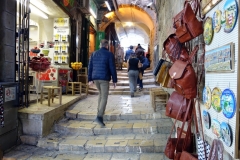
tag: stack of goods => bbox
[71,62,82,70]
[29,54,51,72]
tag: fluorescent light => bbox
[105,1,111,11]
[90,8,96,19]
[30,4,48,19]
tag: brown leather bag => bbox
[166,91,192,121]
[165,138,185,159]
[156,61,171,84]
[169,46,199,99]
[163,34,189,62]
[180,151,198,160]
[173,3,203,43]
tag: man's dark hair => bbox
[130,45,133,49]
[100,39,109,48]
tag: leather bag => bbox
[163,34,189,62]
[165,91,192,121]
[180,151,198,160]
[156,61,171,84]
[169,46,199,99]
[165,138,185,159]
[153,59,165,76]
[173,3,203,43]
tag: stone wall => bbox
[0,0,16,82]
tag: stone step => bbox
[37,132,169,154]
[117,75,154,80]
[117,72,153,77]
[66,106,167,121]
[54,118,172,136]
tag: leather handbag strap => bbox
[184,0,205,19]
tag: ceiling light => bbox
[30,4,48,19]
[90,8,96,19]
[105,1,111,11]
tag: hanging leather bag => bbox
[169,45,199,99]
[156,61,171,84]
[173,2,203,43]
[163,34,189,62]
[180,151,198,160]
[165,91,192,121]
[153,59,165,76]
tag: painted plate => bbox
[223,0,238,33]
[204,17,213,45]
[221,89,236,118]
[211,87,222,112]
[203,86,211,109]
[203,110,211,129]
[211,119,221,138]
[213,10,222,33]
[220,122,233,147]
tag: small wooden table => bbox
[149,88,169,112]
[40,86,62,106]
[66,82,82,95]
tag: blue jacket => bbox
[88,47,117,83]
[125,49,134,61]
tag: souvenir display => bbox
[203,17,213,45]
[203,86,211,109]
[221,89,236,119]
[211,87,222,112]
[223,0,238,33]
[203,110,211,129]
[220,122,232,147]
[213,10,222,33]
[211,119,221,138]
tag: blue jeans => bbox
[94,80,109,117]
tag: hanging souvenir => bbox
[223,0,238,33]
[213,10,222,33]
[211,119,221,138]
[220,122,232,147]
[54,34,61,42]
[203,86,211,109]
[211,87,222,112]
[203,17,213,45]
[221,89,236,119]
[203,110,211,129]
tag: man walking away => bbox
[88,39,117,127]
[115,43,124,70]
[125,45,134,62]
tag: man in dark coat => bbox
[88,39,117,127]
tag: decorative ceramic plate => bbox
[211,87,222,112]
[203,86,211,109]
[203,110,211,129]
[220,122,233,147]
[221,89,236,118]
[213,10,222,33]
[204,17,213,45]
[223,0,238,33]
[211,119,221,138]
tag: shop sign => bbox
[95,31,105,50]
[54,18,70,35]
[5,87,16,102]
[53,0,78,14]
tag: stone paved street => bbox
[4,69,171,160]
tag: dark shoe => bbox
[131,93,134,97]
[134,89,136,92]
[95,116,105,127]
[139,88,142,91]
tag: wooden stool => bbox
[66,82,82,95]
[40,86,62,106]
[149,88,169,112]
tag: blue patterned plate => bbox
[211,119,221,138]
[221,89,236,118]
[223,0,238,33]
[220,122,232,147]
[203,110,211,129]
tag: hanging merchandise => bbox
[221,88,236,119]
[203,86,211,109]
[61,35,68,42]
[211,87,222,112]
[29,55,51,72]
[54,45,61,53]
[220,122,232,147]
[213,10,222,33]
[211,119,221,138]
[203,17,213,45]
[203,110,211,129]
[223,0,238,33]
[54,34,61,42]
[61,45,68,53]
